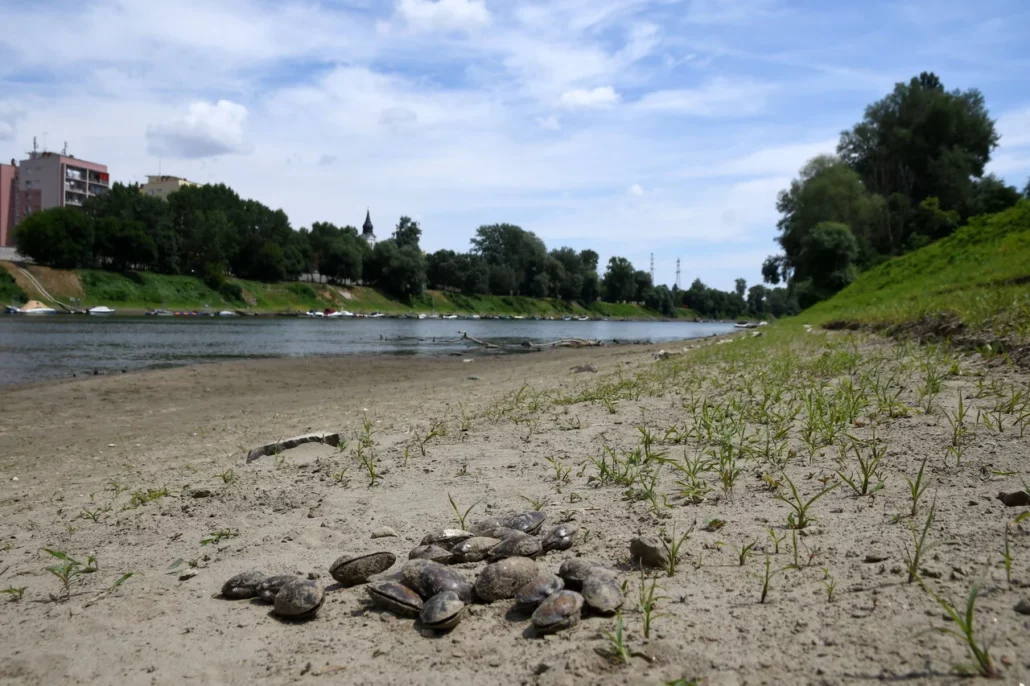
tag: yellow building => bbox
[140,175,197,200]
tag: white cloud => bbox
[560,86,620,110]
[633,79,773,117]
[997,106,1030,148]
[395,0,491,33]
[537,115,561,130]
[627,183,644,196]
[0,102,25,141]
[146,100,251,159]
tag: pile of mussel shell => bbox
[218,510,622,635]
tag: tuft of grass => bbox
[903,496,937,584]
[447,493,479,530]
[774,473,838,530]
[659,523,695,578]
[636,571,663,639]
[596,613,631,664]
[519,494,551,511]
[216,468,236,484]
[1,587,27,602]
[919,581,997,679]
[200,529,239,546]
[42,549,97,601]
[903,457,930,518]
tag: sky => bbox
[1,0,1029,290]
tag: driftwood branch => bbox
[458,331,499,348]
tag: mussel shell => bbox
[257,574,298,603]
[557,559,614,591]
[488,535,542,560]
[419,590,465,631]
[221,570,266,599]
[408,544,454,564]
[474,557,539,602]
[450,537,501,563]
[514,573,564,607]
[581,575,623,615]
[475,526,524,541]
[366,581,423,617]
[531,590,583,634]
[402,560,473,603]
[420,528,474,546]
[542,523,577,552]
[469,515,510,535]
[505,511,547,534]
[329,551,397,587]
[273,579,324,619]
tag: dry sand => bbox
[0,332,1028,685]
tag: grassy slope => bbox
[800,200,1030,339]
[2,264,688,318]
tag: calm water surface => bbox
[0,316,734,386]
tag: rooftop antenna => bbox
[650,253,655,283]
[32,136,38,153]
[62,141,68,155]
[675,258,681,289]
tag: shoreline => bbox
[1,328,1028,684]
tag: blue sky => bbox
[1,0,1028,289]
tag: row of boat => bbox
[4,301,117,315]
[303,310,595,321]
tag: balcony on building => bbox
[88,170,110,186]
[64,192,84,206]
[65,167,85,181]
[88,183,108,196]
[65,179,87,193]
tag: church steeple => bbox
[361,209,377,248]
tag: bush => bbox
[219,282,243,302]
[287,283,316,299]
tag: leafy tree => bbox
[964,174,1021,217]
[602,257,636,302]
[393,216,422,250]
[471,223,548,295]
[487,264,516,296]
[15,207,95,268]
[632,270,653,303]
[734,278,746,298]
[908,197,959,248]
[838,72,998,219]
[579,249,599,272]
[1024,178,1030,198]
[580,270,600,304]
[366,240,426,300]
[746,284,767,315]
[773,155,884,269]
[795,222,859,306]
[645,284,676,317]
[94,217,158,271]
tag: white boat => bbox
[218,310,237,317]
[442,314,458,320]
[18,300,56,315]
[326,310,353,318]
[88,306,116,315]
[306,310,325,318]
[417,313,427,319]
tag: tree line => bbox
[13,183,786,318]
[764,71,1030,307]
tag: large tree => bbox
[838,72,998,219]
[15,207,96,269]
[601,257,636,302]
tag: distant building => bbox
[0,161,15,247]
[140,174,197,200]
[362,209,377,248]
[0,147,109,246]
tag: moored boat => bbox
[88,306,116,315]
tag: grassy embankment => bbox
[799,200,1030,341]
[0,262,688,319]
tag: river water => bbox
[0,317,735,386]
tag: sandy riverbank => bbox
[0,331,1028,685]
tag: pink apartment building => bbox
[0,150,109,247]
